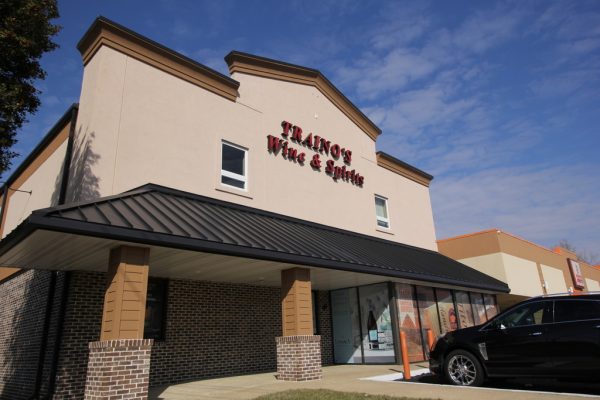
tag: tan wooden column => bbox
[100,246,150,341]
[281,267,313,336]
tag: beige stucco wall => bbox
[501,253,543,297]
[2,140,68,238]
[68,46,437,250]
[457,253,507,283]
[585,278,600,291]
[458,252,544,297]
[540,264,568,294]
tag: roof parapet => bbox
[376,151,433,187]
[225,51,381,141]
[77,17,240,101]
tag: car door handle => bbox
[529,332,543,336]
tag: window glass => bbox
[471,293,487,325]
[483,294,498,319]
[144,278,167,340]
[359,283,395,363]
[415,286,441,341]
[455,291,475,328]
[497,301,551,328]
[555,300,600,322]
[396,283,425,362]
[312,291,318,335]
[331,288,363,363]
[436,289,458,333]
[375,196,389,228]
[221,142,247,189]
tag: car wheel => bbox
[443,349,484,387]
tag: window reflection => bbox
[455,291,475,328]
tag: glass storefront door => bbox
[359,283,395,363]
[331,288,363,363]
[331,284,395,364]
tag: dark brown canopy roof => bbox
[0,184,509,293]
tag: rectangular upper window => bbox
[375,195,390,228]
[221,141,247,190]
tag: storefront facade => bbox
[330,282,499,364]
[0,18,508,399]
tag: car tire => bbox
[443,349,485,387]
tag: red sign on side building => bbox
[568,259,586,290]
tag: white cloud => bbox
[529,69,595,97]
[378,86,476,136]
[451,5,526,53]
[336,49,440,100]
[432,164,600,257]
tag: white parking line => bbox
[360,369,430,381]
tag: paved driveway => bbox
[149,364,598,400]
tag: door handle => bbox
[529,332,543,336]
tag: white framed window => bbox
[374,195,390,229]
[221,141,247,190]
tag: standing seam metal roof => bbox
[2,184,509,292]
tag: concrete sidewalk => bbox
[149,364,596,400]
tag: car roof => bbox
[527,292,600,301]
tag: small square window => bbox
[375,195,390,228]
[221,141,247,190]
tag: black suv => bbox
[429,293,600,386]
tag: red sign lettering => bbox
[266,120,365,187]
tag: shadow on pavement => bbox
[410,373,600,396]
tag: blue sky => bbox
[8,0,600,261]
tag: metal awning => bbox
[0,184,509,293]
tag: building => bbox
[0,18,508,399]
[438,229,600,310]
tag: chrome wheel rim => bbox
[447,354,477,385]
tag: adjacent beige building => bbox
[438,229,600,310]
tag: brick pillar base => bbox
[84,339,153,399]
[276,335,322,381]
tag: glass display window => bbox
[455,291,475,328]
[484,294,499,319]
[415,285,441,358]
[395,283,425,362]
[436,289,458,333]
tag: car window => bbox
[555,299,600,322]
[496,301,552,328]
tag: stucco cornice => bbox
[376,152,433,187]
[225,51,382,141]
[78,17,240,102]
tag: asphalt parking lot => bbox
[412,373,600,397]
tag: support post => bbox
[84,246,152,400]
[276,268,322,381]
